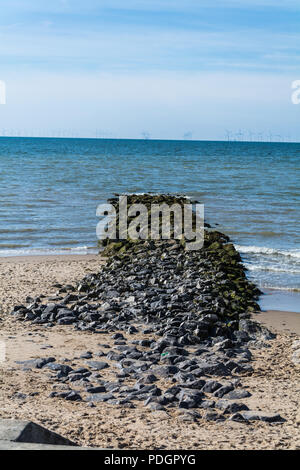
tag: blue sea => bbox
[0,137,299,310]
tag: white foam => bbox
[261,285,300,292]
[235,244,300,260]
[0,246,98,257]
[245,263,300,274]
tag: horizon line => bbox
[0,136,298,144]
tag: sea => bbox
[0,137,299,311]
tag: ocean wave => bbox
[235,244,300,260]
[244,263,300,274]
[0,246,98,257]
[260,283,300,294]
[260,285,300,293]
[117,192,192,199]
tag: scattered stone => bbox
[215,400,249,414]
[203,411,226,422]
[86,361,109,371]
[16,357,56,370]
[80,352,93,359]
[230,411,285,423]
[213,385,234,398]
[200,400,215,409]
[223,389,251,400]
[64,391,82,402]
[86,386,106,394]
[86,393,115,403]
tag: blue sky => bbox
[0,1,300,140]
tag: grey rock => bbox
[216,399,249,414]
[16,357,56,370]
[223,389,251,400]
[193,362,231,377]
[64,391,82,402]
[0,419,76,446]
[80,352,93,359]
[44,363,73,376]
[200,400,215,409]
[203,411,225,422]
[202,380,222,393]
[230,410,285,423]
[153,365,179,377]
[86,393,115,402]
[86,361,109,371]
[86,386,106,394]
[213,385,234,398]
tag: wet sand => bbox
[254,310,300,336]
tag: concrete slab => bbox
[0,441,94,450]
[0,419,76,446]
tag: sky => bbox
[0,0,300,141]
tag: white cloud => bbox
[0,24,300,73]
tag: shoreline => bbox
[0,254,100,264]
[259,288,300,314]
[1,253,299,318]
[253,310,300,336]
[1,253,298,335]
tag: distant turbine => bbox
[225,129,231,141]
[141,131,150,140]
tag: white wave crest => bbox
[235,244,300,260]
[0,246,98,257]
[245,263,300,274]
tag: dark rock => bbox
[86,361,109,371]
[44,363,73,376]
[86,386,106,394]
[239,320,276,341]
[16,357,56,370]
[223,389,251,400]
[80,352,93,359]
[137,374,158,384]
[215,399,249,414]
[154,365,179,377]
[200,400,215,409]
[193,362,231,377]
[213,384,234,398]
[64,391,82,402]
[230,410,285,423]
[86,393,115,402]
[203,411,225,422]
[148,403,165,411]
[202,380,222,393]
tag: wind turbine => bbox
[225,129,231,142]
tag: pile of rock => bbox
[11,194,283,423]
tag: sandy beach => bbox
[0,254,299,450]
[254,310,300,336]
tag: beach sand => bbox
[254,310,300,336]
[0,255,299,450]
